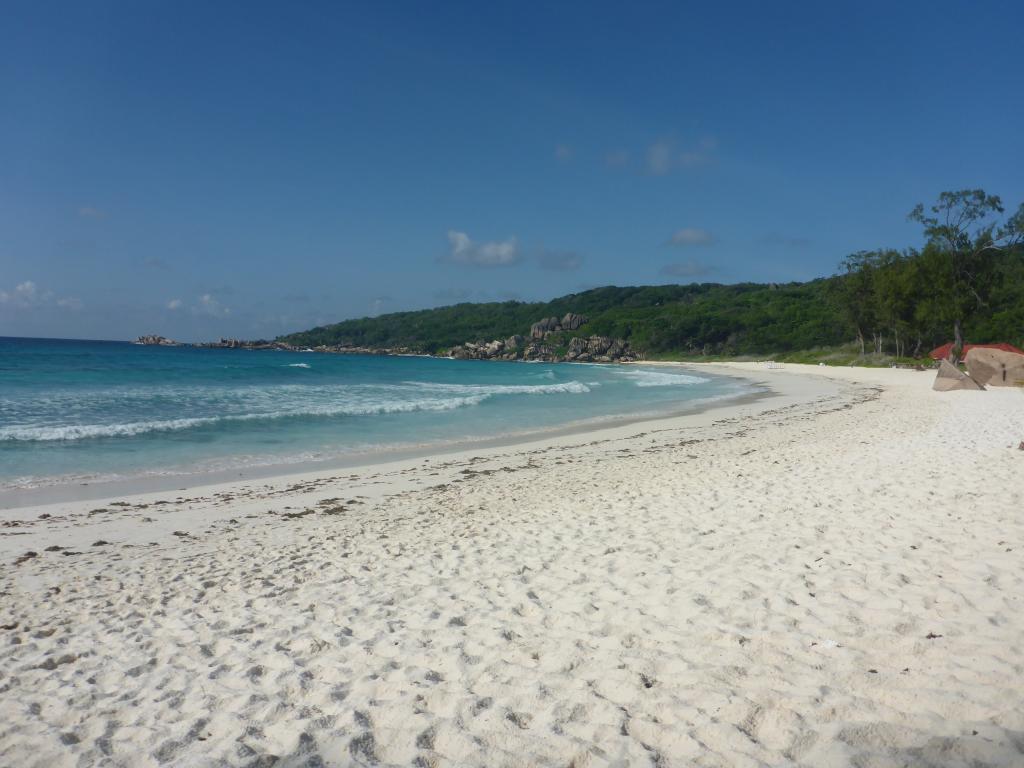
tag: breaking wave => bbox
[407,380,591,395]
[615,369,709,387]
[0,395,491,442]
[0,380,593,442]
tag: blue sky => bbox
[2,1,1022,341]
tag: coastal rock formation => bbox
[308,344,418,356]
[932,359,985,392]
[564,335,630,363]
[964,347,1024,387]
[450,332,636,364]
[450,313,634,363]
[530,313,589,339]
[134,335,182,346]
[561,313,587,331]
[195,338,315,351]
[530,317,560,339]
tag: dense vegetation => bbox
[280,280,851,356]
[837,190,1024,358]
[281,190,1023,359]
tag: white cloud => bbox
[0,280,82,310]
[667,228,715,246]
[167,298,183,310]
[645,136,717,175]
[193,294,230,317]
[444,230,521,267]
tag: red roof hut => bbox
[929,342,1024,362]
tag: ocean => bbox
[0,337,757,495]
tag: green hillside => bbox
[279,280,852,357]
[280,258,1023,360]
[281,190,1024,360]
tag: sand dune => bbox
[2,363,1023,767]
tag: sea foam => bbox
[614,369,709,387]
[0,379,596,442]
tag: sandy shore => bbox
[1,363,1023,767]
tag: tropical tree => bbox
[909,189,1024,356]
[837,251,880,355]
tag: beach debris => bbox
[964,347,1024,387]
[14,551,38,565]
[925,632,944,639]
[1018,442,1024,451]
[932,359,985,391]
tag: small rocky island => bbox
[134,335,183,346]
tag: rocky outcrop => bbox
[964,347,1024,387]
[134,335,182,346]
[564,335,631,363]
[530,313,589,339]
[450,313,635,363]
[450,339,522,361]
[450,332,637,364]
[308,344,419,356]
[530,317,560,339]
[561,313,587,331]
[932,359,985,392]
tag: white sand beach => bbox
[1,363,1023,767]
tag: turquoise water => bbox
[0,337,755,490]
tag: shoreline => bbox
[0,364,839,554]
[0,362,768,511]
[3,363,1023,766]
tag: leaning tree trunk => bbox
[953,318,964,361]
